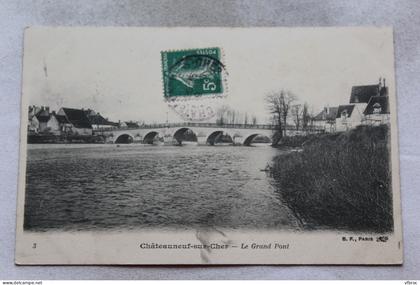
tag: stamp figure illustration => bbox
[161,47,228,121]
[161,47,226,99]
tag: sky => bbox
[23,27,395,124]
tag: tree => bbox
[265,90,297,143]
[230,110,236,124]
[252,116,257,125]
[302,102,311,130]
[291,104,302,131]
[216,105,230,125]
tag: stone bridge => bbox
[93,122,323,146]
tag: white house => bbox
[313,106,338,133]
[28,115,39,133]
[336,78,389,132]
[335,104,367,132]
[46,112,62,135]
[363,95,390,125]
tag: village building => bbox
[28,106,41,133]
[125,121,140,128]
[84,109,117,130]
[363,95,390,125]
[336,78,389,132]
[35,107,51,132]
[54,113,73,133]
[45,111,62,135]
[313,106,338,132]
[118,121,127,128]
[57,107,93,135]
[335,104,363,131]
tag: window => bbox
[373,103,382,114]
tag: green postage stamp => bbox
[161,47,227,99]
[161,47,228,121]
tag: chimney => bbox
[45,106,50,113]
[380,78,388,97]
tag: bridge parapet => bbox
[93,123,325,145]
[94,122,325,132]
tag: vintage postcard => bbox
[16,27,402,264]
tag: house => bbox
[57,107,93,135]
[45,111,61,135]
[336,78,389,131]
[335,104,366,132]
[28,106,41,133]
[118,121,127,128]
[28,115,39,133]
[363,95,390,125]
[35,107,51,132]
[84,109,117,130]
[313,106,338,132]
[125,121,140,129]
[54,113,73,133]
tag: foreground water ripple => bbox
[24,144,300,231]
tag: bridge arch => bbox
[243,133,272,146]
[143,131,162,144]
[173,128,198,145]
[206,131,233,145]
[114,133,134,144]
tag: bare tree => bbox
[265,90,297,143]
[291,104,302,131]
[231,110,236,124]
[302,102,311,130]
[216,105,230,125]
[217,106,258,126]
[252,116,257,125]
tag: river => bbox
[24,144,300,231]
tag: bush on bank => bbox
[271,125,393,233]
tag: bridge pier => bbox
[163,135,174,145]
[197,136,207,145]
[233,136,245,145]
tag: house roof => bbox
[125,121,140,128]
[35,109,50,123]
[61,108,92,129]
[336,105,355,118]
[313,107,338,121]
[55,114,70,124]
[364,96,390,115]
[87,113,114,126]
[349,85,380,103]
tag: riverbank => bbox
[28,134,106,144]
[270,125,393,233]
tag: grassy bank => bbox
[271,125,393,233]
[276,133,320,148]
